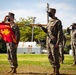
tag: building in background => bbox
[17,41,41,54]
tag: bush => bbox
[64,44,71,54]
[0,39,7,53]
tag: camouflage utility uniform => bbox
[71,23,76,65]
[6,23,20,69]
[39,8,63,75]
[41,17,63,74]
[3,12,20,73]
[47,17,63,69]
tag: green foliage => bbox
[63,29,71,54]
[65,34,71,45]
[34,27,46,43]
[64,45,71,54]
[16,17,33,26]
[20,26,32,41]
[16,17,46,43]
[0,39,7,53]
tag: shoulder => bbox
[14,23,19,27]
[56,17,62,23]
[12,23,19,30]
[56,17,62,27]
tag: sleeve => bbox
[41,27,47,33]
[56,20,63,45]
[15,25,20,45]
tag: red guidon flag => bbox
[0,23,17,44]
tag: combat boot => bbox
[11,68,17,74]
[75,61,76,64]
[54,68,60,75]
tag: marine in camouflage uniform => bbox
[3,12,20,73]
[68,23,76,65]
[39,8,63,75]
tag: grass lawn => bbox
[0,54,76,75]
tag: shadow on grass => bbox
[16,72,72,75]
[17,72,47,75]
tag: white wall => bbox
[17,42,41,54]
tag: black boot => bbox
[54,68,60,75]
[11,68,17,74]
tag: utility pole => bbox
[31,17,36,42]
[46,3,49,50]
[47,3,49,23]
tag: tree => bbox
[0,38,7,53]
[16,17,33,41]
[34,27,46,44]
[16,17,46,43]
[63,29,71,54]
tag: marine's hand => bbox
[3,16,8,23]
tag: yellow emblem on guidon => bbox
[1,29,10,35]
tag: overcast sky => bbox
[0,0,76,29]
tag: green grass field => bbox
[0,54,76,75]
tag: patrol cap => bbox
[47,8,56,14]
[72,23,76,29]
[8,12,15,18]
[72,23,76,25]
